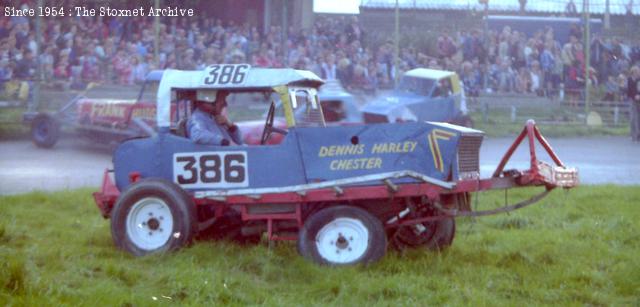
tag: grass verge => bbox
[2,100,631,140]
[469,107,629,138]
[0,108,28,140]
[0,186,638,305]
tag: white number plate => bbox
[202,64,251,86]
[173,151,248,188]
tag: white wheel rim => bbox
[126,197,174,251]
[315,217,369,264]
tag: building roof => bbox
[361,0,640,16]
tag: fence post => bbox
[614,105,619,126]
[510,105,517,123]
[482,100,489,123]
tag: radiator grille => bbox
[457,135,483,174]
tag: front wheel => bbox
[31,114,60,148]
[298,206,387,266]
[111,178,197,256]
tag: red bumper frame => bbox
[92,169,119,218]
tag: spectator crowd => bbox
[449,25,640,104]
[1,1,640,105]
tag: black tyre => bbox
[392,217,455,251]
[111,178,197,256]
[31,114,60,148]
[298,206,387,266]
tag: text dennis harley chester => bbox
[4,6,194,17]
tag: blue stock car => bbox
[362,68,473,127]
[94,64,577,266]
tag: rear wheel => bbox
[391,203,456,251]
[31,114,60,148]
[392,218,455,251]
[298,206,387,266]
[111,178,196,256]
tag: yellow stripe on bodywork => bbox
[428,129,456,172]
[273,85,295,127]
[450,74,461,94]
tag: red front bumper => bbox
[92,169,120,218]
[492,119,579,189]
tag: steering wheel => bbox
[261,102,287,145]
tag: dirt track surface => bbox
[0,136,638,195]
[0,139,111,195]
[480,136,640,185]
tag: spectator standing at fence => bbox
[345,16,364,44]
[530,61,544,96]
[494,57,515,92]
[461,61,480,97]
[604,75,619,102]
[617,73,628,101]
[437,33,456,60]
[14,49,36,80]
[81,48,100,82]
[13,49,36,102]
[131,56,149,85]
[336,57,352,88]
[565,60,584,107]
[561,38,576,72]
[551,45,564,87]
[321,54,337,81]
[628,66,640,142]
[631,40,640,66]
[253,48,271,68]
[540,42,555,96]
[498,34,509,61]
[0,60,12,92]
[515,67,531,93]
[462,31,479,62]
[366,61,379,93]
[39,45,54,81]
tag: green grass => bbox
[2,94,630,139]
[0,108,28,140]
[1,186,638,305]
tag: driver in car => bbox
[187,90,243,146]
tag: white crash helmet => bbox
[196,89,219,104]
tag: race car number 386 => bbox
[203,64,250,86]
[173,151,248,188]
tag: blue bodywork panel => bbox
[363,93,456,123]
[295,123,458,182]
[113,122,465,192]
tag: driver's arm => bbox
[188,112,229,146]
[227,124,243,145]
[214,114,243,145]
